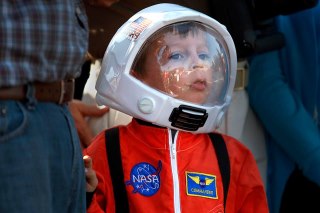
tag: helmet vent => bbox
[169,105,208,131]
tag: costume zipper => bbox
[169,129,181,213]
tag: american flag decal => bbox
[126,17,152,41]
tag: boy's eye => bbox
[199,53,210,61]
[169,52,184,60]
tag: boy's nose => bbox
[190,54,204,69]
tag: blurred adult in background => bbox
[0,0,117,212]
[247,2,320,213]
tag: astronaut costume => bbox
[84,3,268,213]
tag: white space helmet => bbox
[96,3,237,133]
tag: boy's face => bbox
[132,24,227,105]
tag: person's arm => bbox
[69,100,109,148]
[84,132,115,213]
[225,136,268,213]
[236,150,269,213]
[247,51,320,185]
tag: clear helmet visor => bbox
[130,21,230,106]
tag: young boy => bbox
[84,3,268,213]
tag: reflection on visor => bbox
[131,22,229,106]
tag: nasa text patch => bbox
[126,161,162,196]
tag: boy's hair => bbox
[132,21,206,74]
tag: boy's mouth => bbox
[190,80,207,91]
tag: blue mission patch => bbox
[186,171,218,199]
[125,161,162,196]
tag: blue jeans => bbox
[0,100,85,213]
